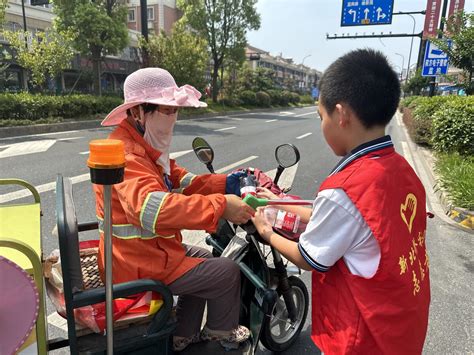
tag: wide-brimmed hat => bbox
[102,67,207,126]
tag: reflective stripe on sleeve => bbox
[97,217,174,239]
[172,172,196,193]
[140,191,169,233]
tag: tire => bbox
[259,276,309,352]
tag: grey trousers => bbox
[168,245,241,337]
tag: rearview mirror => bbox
[275,144,300,168]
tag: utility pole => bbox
[428,0,449,97]
[140,0,149,67]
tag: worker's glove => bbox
[225,170,247,196]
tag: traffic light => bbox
[31,0,50,5]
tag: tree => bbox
[403,69,432,96]
[52,0,129,95]
[4,29,75,89]
[177,0,261,102]
[433,11,474,94]
[141,23,208,92]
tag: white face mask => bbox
[143,110,178,175]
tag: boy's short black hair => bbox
[318,48,400,128]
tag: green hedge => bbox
[255,91,271,107]
[0,93,122,121]
[432,96,474,155]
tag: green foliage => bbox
[435,153,474,210]
[299,94,314,105]
[402,69,431,96]
[237,66,275,92]
[399,96,422,111]
[142,23,208,92]
[177,0,261,101]
[433,12,474,94]
[239,90,257,106]
[0,0,7,26]
[255,91,270,107]
[289,92,300,104]
[4,29,75,87]
[0,93,122,121]
[431,96,474,155]
[406,96,450,145]
[52,0,129,94]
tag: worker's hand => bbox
[256,187,279,200]
[225,170,247,196]
[223,195,255,224]
[252,207,274,242]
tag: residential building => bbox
[126,0,180,36]
[246,45,321,93]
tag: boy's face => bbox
[318,102,347,156]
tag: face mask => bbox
[143,110,178,175]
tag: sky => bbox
[247,0,473,74]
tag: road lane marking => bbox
[401,141,415,169]
[279,111,295,115]
[56,137,82,141]
[79,151,89,155]
[0,130,83,141]
[229,117,243,121]
[214,126,236,132]
[296,133,313,139]
[295,111,316,117]
[215,156,258,174]
[265,119,278,123]
[0,140,56,158]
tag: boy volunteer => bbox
[252,49,430,354]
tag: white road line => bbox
[279,111,295,115]
[295,111,316,117]
[401,141,415,169]
[214,126,236,132]
[0,140,57,159]
[229,117,243,121]
[296,132,313,139]
[79,151,89,155]
[215,156,258,174]
[0,130,82,141]
[56,137,82,141]
[0,173,90,203]
[265,119,278,123]
[396,111,403,127]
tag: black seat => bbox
[50,174,175,354]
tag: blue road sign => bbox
[422,40,451,77]
[341,0,394,26]
[311,87,319,99]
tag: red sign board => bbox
[423,0,442,38]
[448,0,465,19]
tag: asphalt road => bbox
[0,106,472,354]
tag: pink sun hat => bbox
[102,67,207,126]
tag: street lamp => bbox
[301,54,311,65]
[405,14,416,82]
[395,53,405,81]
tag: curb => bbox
[0,106,314,139]
[399,111,474,232]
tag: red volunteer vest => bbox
[311,146,430,354]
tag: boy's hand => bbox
[252,207,274,242]
[256,187,279,200]
[223,195,255,225]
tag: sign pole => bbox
[428,0,449,97]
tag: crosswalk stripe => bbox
[0,140,57,159]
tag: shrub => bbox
[435,153,474,210]
[431,96,474,155]
[266,90,282,105]
[406,96,451,146]
[0,93,122,121]
[280,90,292,106]
[300,94,314,104]
[399,96,421,112]
[289,92,300,104]
[255,91,271,107]
[238,90,257,106]
[218,97,242,107]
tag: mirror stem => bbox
[274,166,284,185]
[206,163,215,174]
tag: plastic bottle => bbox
[264,207,301,234]
[239,173,257,198]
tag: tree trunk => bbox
[92,58,102,96]
[211,61,219,103]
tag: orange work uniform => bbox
[93,119,227,285]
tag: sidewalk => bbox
[395,111,473,232]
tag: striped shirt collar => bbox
[329,135,393,176]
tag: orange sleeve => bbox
[114,153,227,236]
[169,159,227,196]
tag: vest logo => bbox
[400,193,417,233]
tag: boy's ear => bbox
[335,103,350,128]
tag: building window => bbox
[147,7,154,20]
[128,9,135,22]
